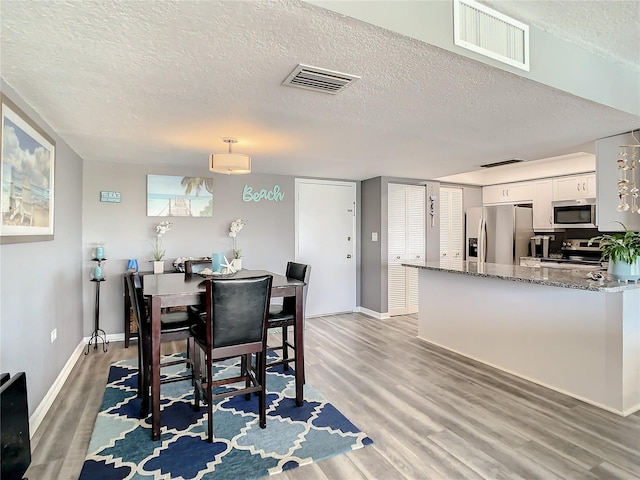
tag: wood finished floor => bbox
[27,313,640,479]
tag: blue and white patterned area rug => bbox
[79,353,373,479]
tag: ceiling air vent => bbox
[453,0,529,71]
[480,158,525,168]
[282,64,360,94]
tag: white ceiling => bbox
[1,0,639,184]
[482,0,640,72]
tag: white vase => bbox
[153,261,164,274]
[608,259,640,282]
[231,258,242,271]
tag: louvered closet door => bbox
[388,184,407,315]
[440,187,464,267]
[440,188,451,258]
[388,183,425,316]
[406,185,425,311]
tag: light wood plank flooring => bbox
[27,313,640,479]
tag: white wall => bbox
[596,130,640,232]
[0,83,84,414]
[308,0,639,117]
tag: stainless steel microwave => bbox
[552,198,596,228]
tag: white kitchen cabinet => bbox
[388,183,425,316]
[532,180,553,231]
[483,181,534,204]
[553,173,596,200]
[439,187,464,264]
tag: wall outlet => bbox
[50,328,57,343]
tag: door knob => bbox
[347,254,352,259]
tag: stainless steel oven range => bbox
[520,238,606,270]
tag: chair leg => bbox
[136,339,143,399]
[186,337,191,369]
[206,351,214,443]
[282,327,289,371]
[259,352,266,429]
[193,345,201,412]
[243,354,253,401]
[253,353,262,398]
[140,335,151,417]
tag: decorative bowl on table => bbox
[173,257,192,272]
[174,257,212,273]
[198,267,236,278]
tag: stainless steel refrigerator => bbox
[466,205,533,264]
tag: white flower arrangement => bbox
[152,220,173,261]
[228,218,246,259]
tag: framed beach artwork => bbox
[0,95,56,244]
[147,174,214,217]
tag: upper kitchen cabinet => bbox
[553,173,596,201]
[532,180,554,231]
[596,130,640,231]
[483,182,534,204]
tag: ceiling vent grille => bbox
[454,0,529,71]
[282,64,360,94]
[480,158,525,168]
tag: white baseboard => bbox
[29,340,86,437]
[29,332,128,437]
[358,307,390,319]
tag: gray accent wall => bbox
[361,176,440,315]
[82,164,300,337]
[425,181,441,262]
[0,83,84,414]
[361,178,383,312]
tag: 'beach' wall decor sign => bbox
[242,185,284,202]
[100,191,121,203]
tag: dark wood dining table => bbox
[141,269,305,440]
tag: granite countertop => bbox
[402,260,640,293]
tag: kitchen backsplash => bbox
[533,228,600,254]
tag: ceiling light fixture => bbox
[209,137,251,174]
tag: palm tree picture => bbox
[146,175,214,217]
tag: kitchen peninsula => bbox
[404,260,640,416]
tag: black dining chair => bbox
[125,272,194,416]
[184,259,212,275]
[267,262,310,372]
[191,275,272,443]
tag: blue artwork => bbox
[1,101,55,239]
[147,175,213,217]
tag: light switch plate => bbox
[371,232,378,242]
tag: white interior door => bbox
[295,179,356,316]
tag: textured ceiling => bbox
[1,0,639,183]
[482,0,640,72]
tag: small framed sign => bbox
[100,191,121,203]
